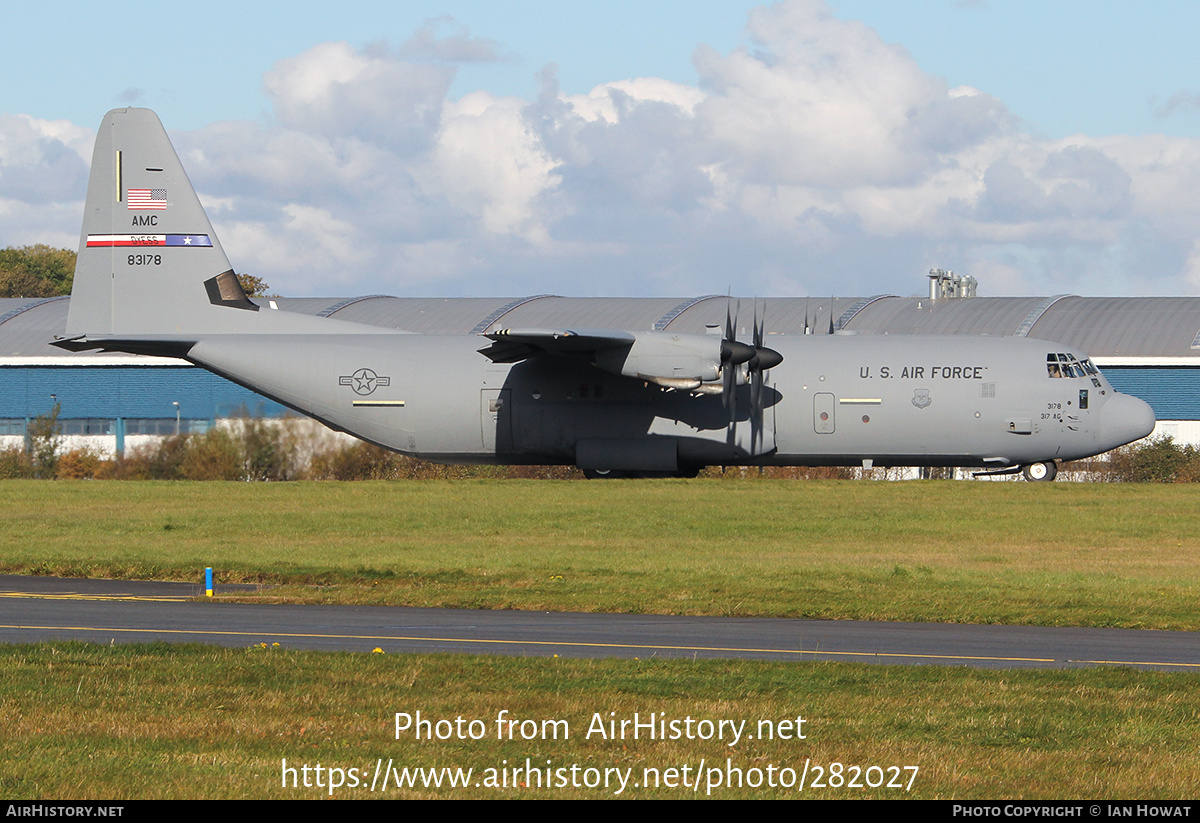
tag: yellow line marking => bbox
[2,604,1195,668]
[0,592,191,603]
[0,623,1151,665]
[3,623,1196,667]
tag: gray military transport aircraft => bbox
[54,108,1156,480]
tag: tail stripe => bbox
[86,234,213,248]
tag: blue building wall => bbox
[0,366,285,421]
[1099,367,1199,421]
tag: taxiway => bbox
[1,576,1197,670]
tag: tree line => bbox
[0,245,270,298]
[0,245,75,297]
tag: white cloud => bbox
[1183,241,1200,292]
[566,78,705,123]
[397,17,514,64]
[189,5,1200,297]
[18,0,1200,299]
[0,114,91,247]
[692,0,1011,189]
[263,41,452,150]
[0,114,92,188]
[417,91,559,240]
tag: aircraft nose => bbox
[1100,392,1156,450]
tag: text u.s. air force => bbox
[858,365,988,379]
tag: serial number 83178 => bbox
[128,254,161,266]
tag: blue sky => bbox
[833,0,1200,139]
[9,1,1199,137]
[4,1,1200,297]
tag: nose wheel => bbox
[1022,461,1058,482]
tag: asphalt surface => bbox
[1,575,1198,670]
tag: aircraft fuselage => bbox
[186,330,1152,474]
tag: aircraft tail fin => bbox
[65,108,254,337]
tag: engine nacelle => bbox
[593,331,723,389]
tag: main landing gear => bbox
[1021,461,1058,482]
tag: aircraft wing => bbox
[479,326,779,394]
[478,328,637,363]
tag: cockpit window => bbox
[1047,352,1097,379]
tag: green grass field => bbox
[5,642,1200,799]
[1,479,1197,628]
[3,478,1199,800]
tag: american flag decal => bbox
[127,188,167,210]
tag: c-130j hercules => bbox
[55,109,1155,480]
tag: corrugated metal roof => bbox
[322,297,521,334]
[498,297,690,332]
[669,297,853,336]
[847,296,1047,336]
[0,298,92,358]
[6,293,1200,358]
[1024,297,1200,356]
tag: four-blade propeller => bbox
[720,300,783,423]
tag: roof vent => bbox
[928,268,977,300]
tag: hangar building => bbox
[2,287,1197,453]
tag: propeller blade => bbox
[721,298,783,425]
[746,300,781,442]
[749,301,763,419]
[722,360,735,413]
[722,299,742,416]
